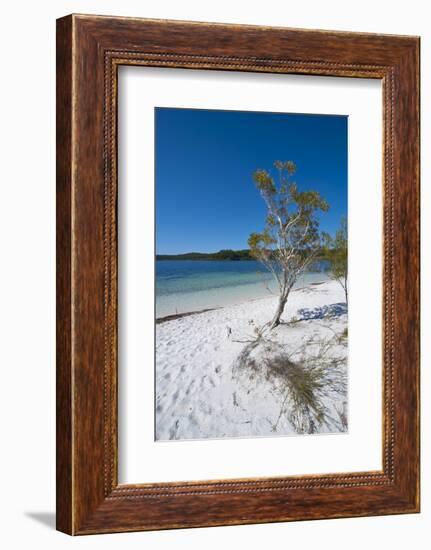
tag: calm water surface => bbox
[156,259,329,318]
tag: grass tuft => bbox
[234,330,347,434]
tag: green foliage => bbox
[322,217,348,302]
[249,160,328,277]
[249,160,330,328]
[274,160,297,174]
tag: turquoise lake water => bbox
[156,260,329,318]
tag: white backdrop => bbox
[0,1,428,549]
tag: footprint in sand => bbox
[171,389,180,403]
[232,391,239,407]
[169,419,180,439]
[201,374,216,390]
[198,400,212,415]
[185,380,196,395]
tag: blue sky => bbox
[155,108,347,255]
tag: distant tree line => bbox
[156,248,331,262]
[156,249,254,261]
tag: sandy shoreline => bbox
[156,280,348,441]
[156,307,219,324]
[155,281,327,323]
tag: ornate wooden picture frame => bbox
[56,14,420,535]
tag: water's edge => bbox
[156,260,330,318]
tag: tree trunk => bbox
[269,291,289,329]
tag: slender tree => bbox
[249,161,329,329]
[322,217,348,304]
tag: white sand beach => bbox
[156,280,348,441]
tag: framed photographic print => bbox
[56,14,420,534]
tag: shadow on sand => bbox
[297,302,347,321]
